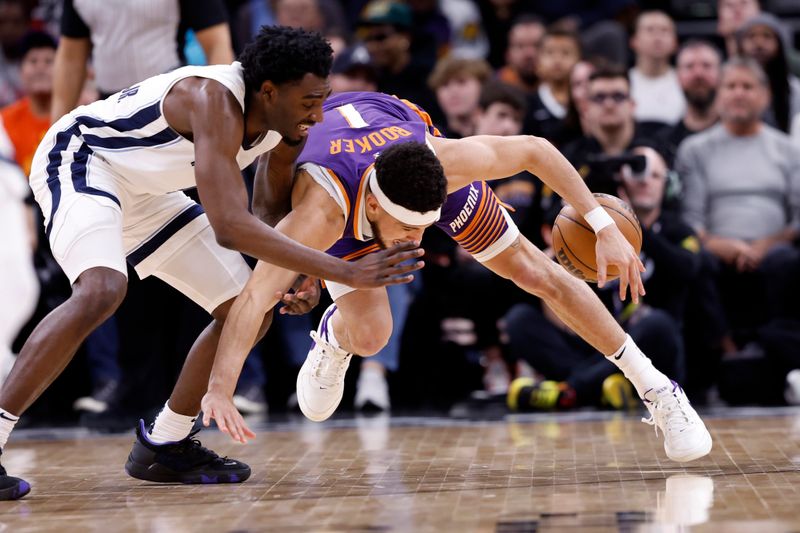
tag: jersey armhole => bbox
[298,162,349,224]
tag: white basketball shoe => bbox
[642,380,713,462]
[297,305,353,422]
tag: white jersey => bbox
[50,61,281,196]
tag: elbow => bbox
[214,229,239,250]
[211,219,240,250]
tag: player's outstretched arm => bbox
[431,134,645,301]
[180,79,422,288]
[202,174,344,442]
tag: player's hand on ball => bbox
[595,226,646,303]
[346,241,424,288]
[201,390,256,444]
[276,275,321,315]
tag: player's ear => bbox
[365,192,381,215]
[260,81,277,102]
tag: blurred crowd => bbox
[2,0,800,426]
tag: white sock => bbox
[606,335,671,399]
[0,408,20,450]
[148,402,197,444]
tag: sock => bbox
[606,335,671,399]
[148,402,198,444]
[0,408,20,450]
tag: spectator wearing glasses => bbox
[561,65,654,195]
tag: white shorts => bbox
[28,131,250,314]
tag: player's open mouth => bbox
[298,124,312,134]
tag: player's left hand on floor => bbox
[201,391,256,444]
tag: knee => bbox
[346,318,392,356]
[73,268,127,319]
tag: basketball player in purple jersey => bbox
[202,92,713,464]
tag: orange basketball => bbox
[552,193,642,283]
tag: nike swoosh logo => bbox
[319,386,328,390]
[614,347,626,360]
[0,412,17,421]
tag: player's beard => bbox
[368,219,389,250]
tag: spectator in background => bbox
[440,0,489,60]
[563,60,598,140]
[406,0,451,70]
[677,58,800,335]
[661,40,722,161]
[428,56,492,138]
[474,82,549,247]
[629,11,685,130]
[525,0,634,66]
[0,31,55,176]
[273,0,348,55]
[0,0,30,107]
[737,13,800,133]
[561,66,652,195]
[358,0,442,126]
[506,145,691,412]
[330,44,378,94]
[717,0,761,59]
[51,0,234,120]
[527,26,581,145]
[497,15,545,96]
[478,0,538,68]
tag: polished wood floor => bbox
[0,408,798,532]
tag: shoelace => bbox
[309,331,352,388]
[642,391,693,438]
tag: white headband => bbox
[368,169,441,226]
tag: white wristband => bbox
[584,206,615,233]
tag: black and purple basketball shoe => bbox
[124,420,250,484]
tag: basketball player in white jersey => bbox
[198,91,713,466]
[0,27,422,500]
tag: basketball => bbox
[552,193,642,283]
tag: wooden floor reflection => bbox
[1,408,799,532]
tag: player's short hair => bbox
[238,25,333,93]
[375,142,447,214]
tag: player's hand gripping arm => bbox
[188,81,422,288]
[432,134,645,302]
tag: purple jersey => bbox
[298,92,518,263]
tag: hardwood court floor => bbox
[0,408,799,532]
